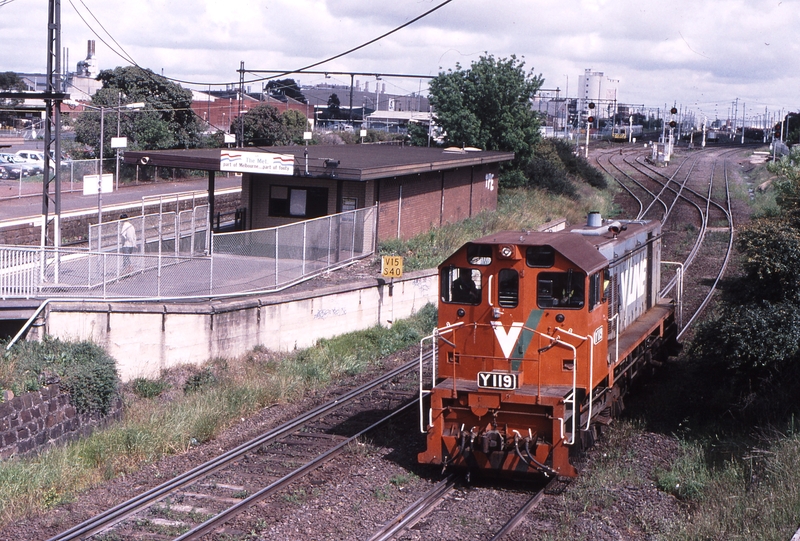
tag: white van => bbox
[15,150,53,171]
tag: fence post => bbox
[351,210,357,258]
[274,228,279,288]
[209,232,214,296]
[174,212,179,257]
[327,216,332,267]
[302,222,307,277]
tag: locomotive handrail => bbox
[419,322,463,433]
[546,336,577,446]
[556,326,596,431]
[609,313,620,366]
[661,261,684,329]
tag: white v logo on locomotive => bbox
[490,321,524,358]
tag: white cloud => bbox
[2,0,798,112]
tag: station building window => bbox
[269,186,329,218]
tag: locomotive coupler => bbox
[481,429,504,454]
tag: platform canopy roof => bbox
[124,145,515,182]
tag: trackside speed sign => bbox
[381,256,403,278]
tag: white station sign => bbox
[220,150,294,175]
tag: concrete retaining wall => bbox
[0,385,123,460]
[37,268,438,381]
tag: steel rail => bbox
[488,478,557,540]
[678,157,734,339]
[366,474,458,541]
[177,399,421,540]
[600,145,736,336]
[46,355,426,541]
[593,148,647,218]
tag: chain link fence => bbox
[211,206,376,295]
[0,206,376,300]
[88,206,209,256]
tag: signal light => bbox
[670,107,678,115]
[669,120,677,128]
[587,116,594,123]
[588,102,596,109]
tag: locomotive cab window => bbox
[537,270,585,309]
[441,266,482,305]
[466,243,493,265]
[588,271,604,310]
[497,269,519,308]
[526,245,555,268]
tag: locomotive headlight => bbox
[500,245,514,258]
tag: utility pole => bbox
[238,61,245,147]
[42,0,65,253]
[741,102,746,144]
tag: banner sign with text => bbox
[220,150,294,175]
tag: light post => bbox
[67,99,144,227]
[114,96,144,189]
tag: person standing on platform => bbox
[120,213,137,270]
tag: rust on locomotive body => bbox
[418,215,679,477]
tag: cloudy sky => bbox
[3,0,798,123]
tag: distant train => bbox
[418,214,679,477]
[609,125,643,142]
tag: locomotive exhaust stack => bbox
[418,220,679,478]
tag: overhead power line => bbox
[240,0,453,85]
[66,0,454,88]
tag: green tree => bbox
[234,103,291,147]
[0,72,27,127]
[689,217,800,399]
[327,93,341,120]
[265,79,306,104]
[428,54,544,186]
[73,66,204,159]
[407,121,432,147]
[281,109,309,145]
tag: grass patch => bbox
[380,186,614,271]
[0,305,437,527]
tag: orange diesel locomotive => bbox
[418,214,679,477]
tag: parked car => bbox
[15,150,51,173]
[0,154,27,179]
[16,150,72,170]
[0,153,41,176]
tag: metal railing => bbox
[0,159,214,201]
[0,206,376,300]
[88,206,209,257]
[210,206,376,295]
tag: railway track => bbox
[47,356,427,540]
[596,144,738,332]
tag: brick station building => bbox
[124,144,514,242]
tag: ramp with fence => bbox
[0,206,376,300]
